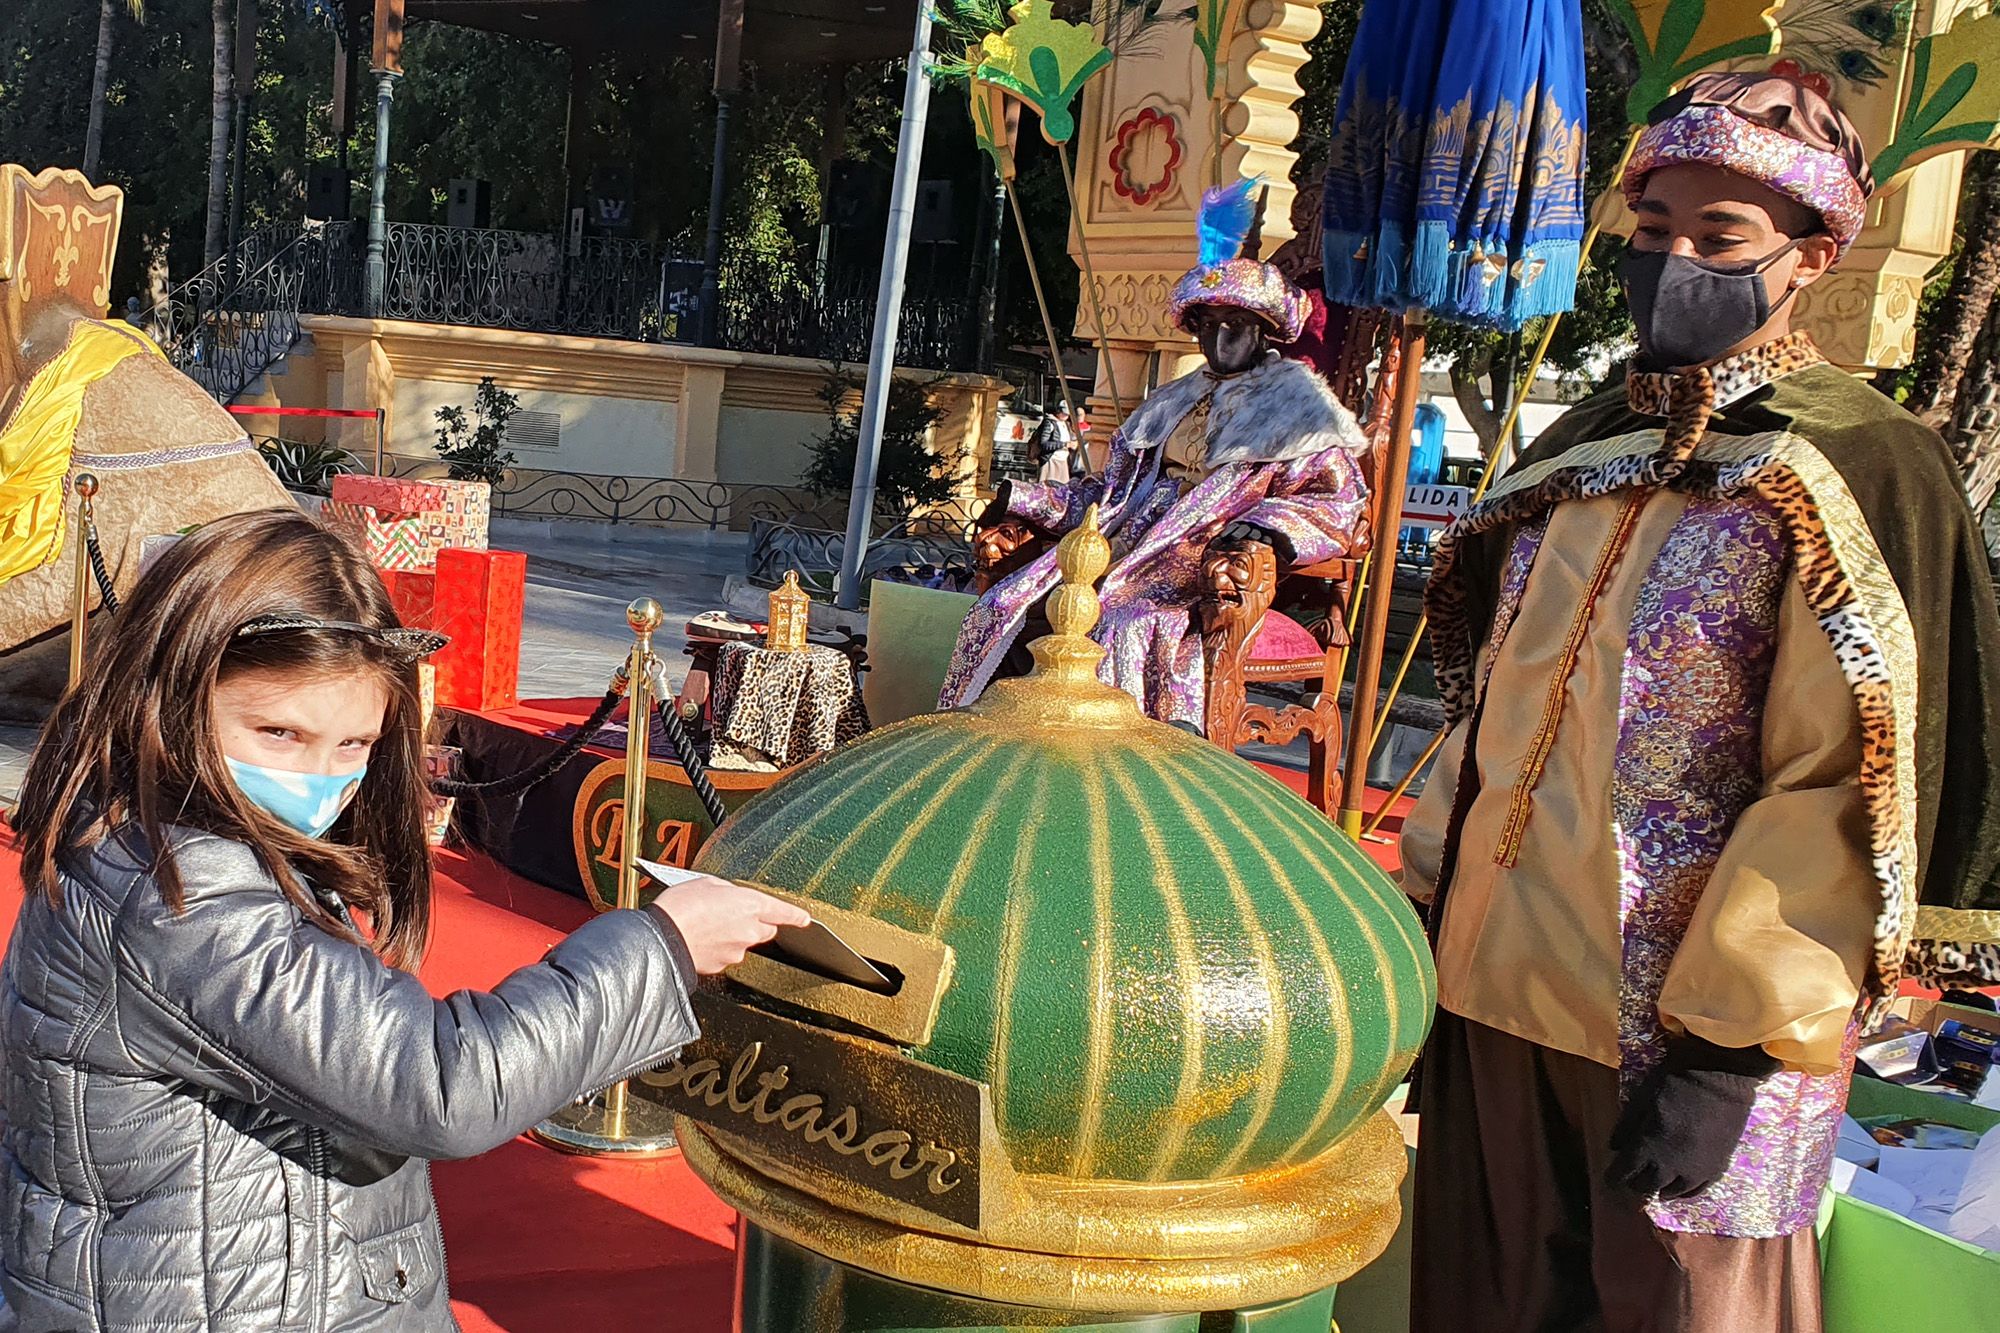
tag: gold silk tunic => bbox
[1400,488,1879,1076]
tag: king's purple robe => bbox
[940,354,1370,727]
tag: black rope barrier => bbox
[429,665,729,828]
[652,697,729,828]
[83,520,120,615]
[431,683,624,799]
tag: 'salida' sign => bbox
[644,990,988,1230]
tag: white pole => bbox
[835,3,934,610]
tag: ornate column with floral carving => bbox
[1776,0,1991,369]
[1067,0,1325,433]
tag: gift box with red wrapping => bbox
[322,499,437,572]
[427,478,491,553]
[377,568,436,630]
[430,548,525,711]
[331,474,448,516]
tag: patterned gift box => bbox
[377,568,436,630]
[423,797,456,847]
[322,499,437,572]
[427,479,491,553]
[331,474,448,516]
[421,745,459,847]
[431,547,525,711]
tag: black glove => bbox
[1214,521,1295,563]
[1608,1035,1780,1201]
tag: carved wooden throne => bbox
[972,529,1358,814]
[1197,542,1357,815]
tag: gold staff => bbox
[68,473,101,687]
[530,598,681,1158]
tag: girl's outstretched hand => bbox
[650,877,812,975]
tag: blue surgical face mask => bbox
[225,757,367,838]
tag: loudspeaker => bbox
[913,179,954,243]
[829,161,888,232]
[447,178,492,229]
[306,167,350,222]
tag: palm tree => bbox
[82,0,144,180]
[1909,158,2000,426]
[204,0,235,264]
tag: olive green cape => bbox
[1430,364,2000,990]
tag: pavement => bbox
[0,514,1439,806]
[0,519,740,809]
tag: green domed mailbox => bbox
[655,511,1436,1329]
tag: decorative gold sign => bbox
[642,990,987,1230]
[569,755,779,912]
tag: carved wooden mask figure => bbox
[1198,537,1280,634]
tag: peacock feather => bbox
[1775,0,1907,91]
[1197,178,1261,266]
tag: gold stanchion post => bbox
[68,473,100,687]
[530,598,681,1159]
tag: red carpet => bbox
[0,825,739,1332]
[0,714,1416,1331]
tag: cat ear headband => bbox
[235,612,448,661]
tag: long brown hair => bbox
[15,507,434,968]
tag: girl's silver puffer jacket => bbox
[0,826,699,1331]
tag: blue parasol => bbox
[1318,0,1587,835]
[1320,0,1588,329]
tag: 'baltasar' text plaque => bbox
[641,990,986,1229]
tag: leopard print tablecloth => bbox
[710,642,869,769]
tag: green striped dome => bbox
[695,694,1436,1185]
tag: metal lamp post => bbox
[834,3,935,611]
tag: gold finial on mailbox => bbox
[1027,504,1112,688]
[969,504,1135,730]
[766,570,810,653]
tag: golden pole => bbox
[602,596,660,1141]
[1055,141,1127,421]
[529,597,681,1159]
[1362,129,1644,750]
[1360,723,1449,840]
[68,473,101,688]
[1338,314,1424,837]
[1006,178,1082,425]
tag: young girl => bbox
[2,508,805,1330]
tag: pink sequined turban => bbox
[1623,72,1873,251]
[1169,257,1309,344]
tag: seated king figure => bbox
[939,180,1372,729]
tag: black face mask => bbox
[1192,312,1270,376]
[1619,239,1805,371]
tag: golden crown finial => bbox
[967,504,1138,730]
[1028,505,1112,687]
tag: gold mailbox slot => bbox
[724,883,955,1047]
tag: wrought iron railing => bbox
[147,224,350,405]
[269,222,978,370]
[365,224,695,341]
[720,278,977,371]
[746,518,974,591]
[482,469,823,530]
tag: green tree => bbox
[84,0,144,179]
[801,365,960,516]
[433,376,520,484]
